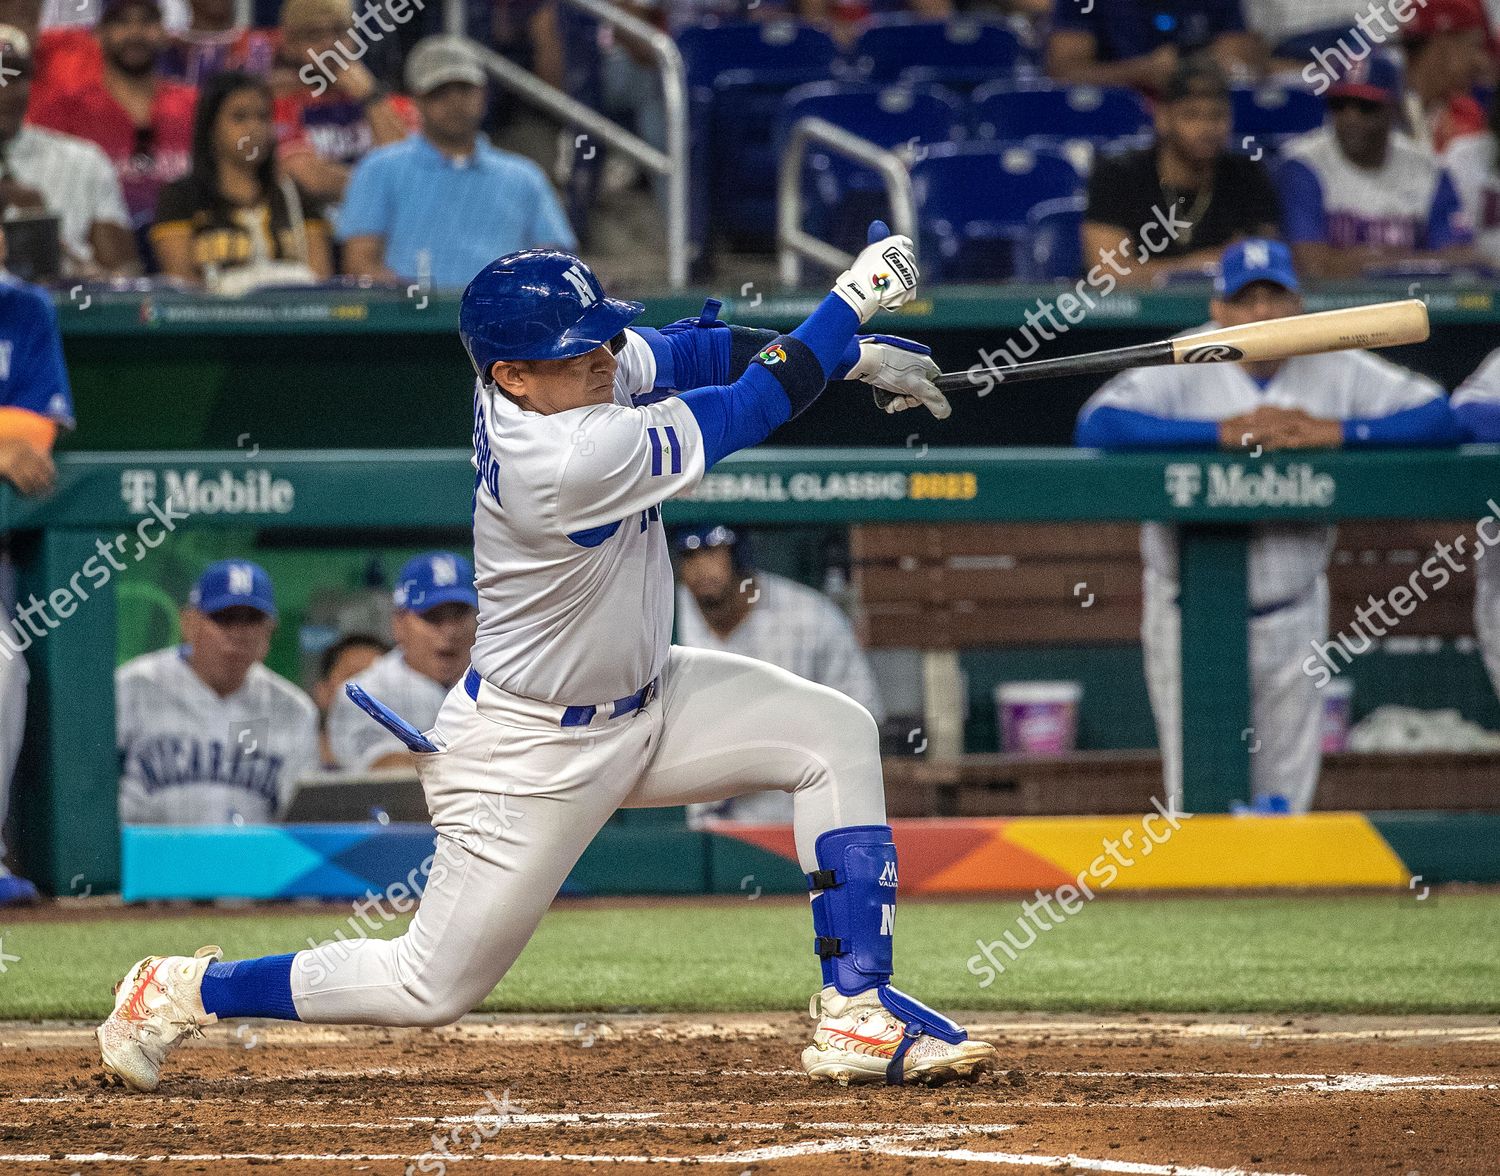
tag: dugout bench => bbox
[5,446,1500,896]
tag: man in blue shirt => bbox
[339,36,576,291]
[1048,1,1263,92]
[0,222,75,905]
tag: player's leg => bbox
[0,642,38,904]
[1140,569,1184,814]
[621,645,996,1086]
[97,680,650,1090]
[1477,555,1500,702]
[1248,578,1328,813]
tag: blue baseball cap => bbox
[190,559,277,617]
[1328,52,1403,104]
[1216,239,1300,298]
[393,552,478,613]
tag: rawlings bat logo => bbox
[1182,344,1246,364]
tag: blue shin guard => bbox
[807,824,967,1084]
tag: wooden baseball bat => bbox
[934,299,1431,393]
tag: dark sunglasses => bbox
[607,332,627,355]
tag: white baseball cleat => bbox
[97,946,221,1091]
[801,986,998,1087]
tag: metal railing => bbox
[439,0,690,288]
[778,117,917,288]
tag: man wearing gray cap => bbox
[338,34,576,290]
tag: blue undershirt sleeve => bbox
[1075,405,1221,449]
[1342,398,1463,447]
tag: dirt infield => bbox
[0,1014,1495,1174]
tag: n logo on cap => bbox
[561,264,598,308]
[431,556,458,586]
[1242,241,1271,269]
[227,564,255,596]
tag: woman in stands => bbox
[150,70,332,291]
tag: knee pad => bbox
[807,823,898,996]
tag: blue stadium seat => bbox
[850,17,1024,90]
[911,142,1084,283]
[971,81,1152,142]
[1231,86,1325,147]
[678,23,839,253]
[778,82,966,253]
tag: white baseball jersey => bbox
[1082,334,1445,609]
[326,647,450,770]
[676,571,886,723]
[1443,133,1500,270]
[1454,347,1500,701]
[1279,127,1470,251]
[468,330,712,703]
[117,647,319,824]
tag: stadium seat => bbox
[678,23,839,254]
[911,142,1084,283]
[1230,86,1325,148]
[778,82,966,254]
[971,81,1152,142]
[849,16,1024,91]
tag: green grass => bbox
[2,894,1496,1020]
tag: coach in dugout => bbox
[1075,239,1461,814]
[325,552,478,772]
[116,560,319,825]
[672,524,886,824]
[1452,350,1500,702]
[0,222,72,905]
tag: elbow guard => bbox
[750,335,826,419]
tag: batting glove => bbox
[848,335,952,420]
[833,220,919,324]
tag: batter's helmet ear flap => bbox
[460,250,644,377]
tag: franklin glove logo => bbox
[881,246,916,289]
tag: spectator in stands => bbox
[0,0,103,103]
[0,25,137,276]
[116,560,320,825]
[1443,91,1500,268]
[1075,239,1460,814]
[339,35,575,288]
[486,0,562,90]
[159,0,277,84]
[325,553,477,772]
[1276,53,1477,278]
[672,525,885,824]
[27,0,196,236]
[1241,0,1366,59]
[0,219,73,905]
[150,70,332,290]
[1083,57,1280,288]
[1047,0,1265,92]
[1451,350,1500,703]
[1402,0,1492,152]
[269,0,418,212]
[311,632,389,768]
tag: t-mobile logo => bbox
[1165,463,1203,508]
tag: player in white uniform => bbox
[1443,115,1500,271]
[116,561,320,825]
[325,552,478,771]
[96,223,997,1091]
[1077,240,1459,813]
[1452,349,1500,700]
[673,523,886,823]
[0,221,74,905]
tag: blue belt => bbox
[464,667,659,728]
[1170,591,1308,619]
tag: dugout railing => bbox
[5,446,1500,895]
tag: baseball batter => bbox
[116,561,320,825]
[1452,348,1500,700]
[1077,240,1458,813]
[673,523,886,823]
[96,222,997,1091]
[0,223,74,906]
[324,552,478,771]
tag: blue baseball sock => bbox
[199,954,301,1021]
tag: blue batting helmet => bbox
[671,524,754,571]
[459,250,644,379]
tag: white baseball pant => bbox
[1142,569,1328,814]
[288,644,886,1025]
[0,644,23,870]
[1477,553,1500,702]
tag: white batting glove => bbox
[832,219,919,324]
[848,335,951,420]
